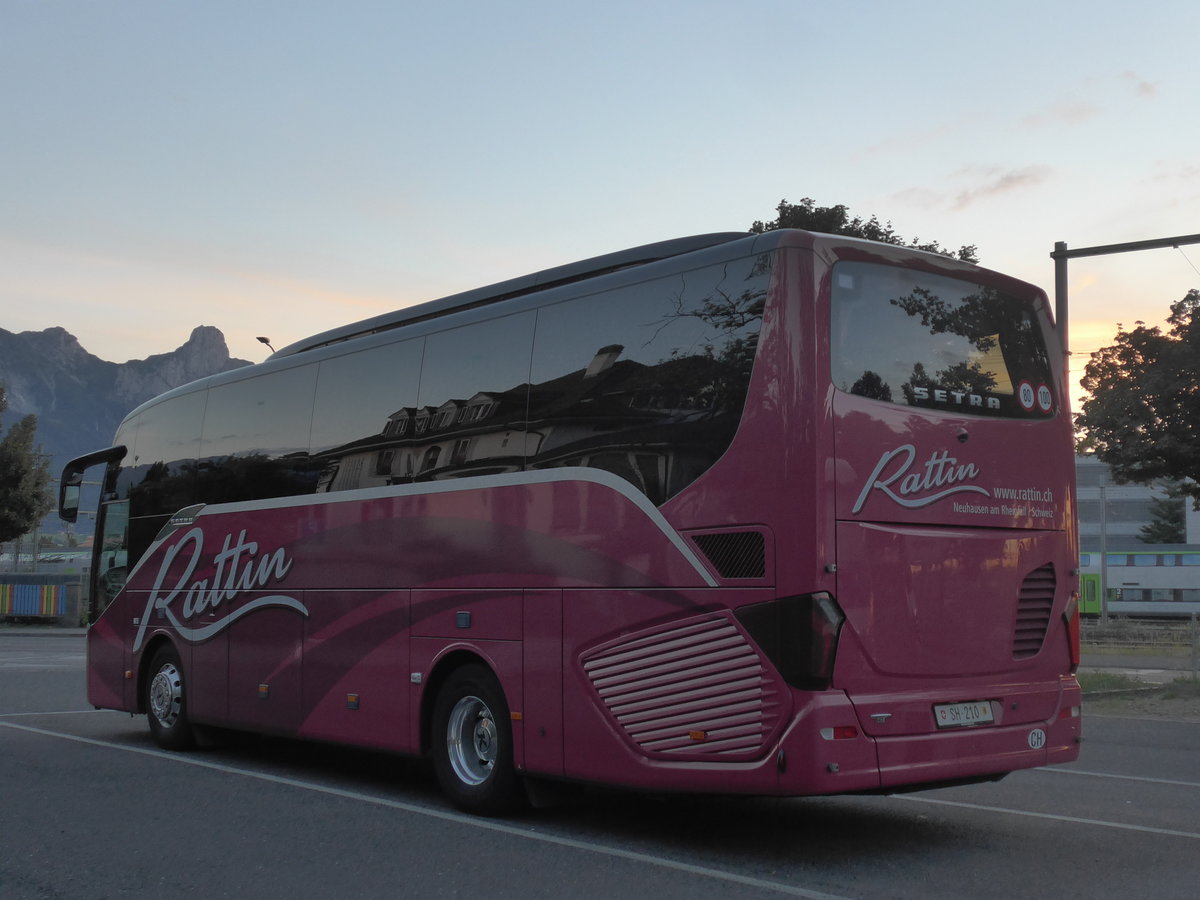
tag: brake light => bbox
[820,725,860,740]
[1063,591,1081,673]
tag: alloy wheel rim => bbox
[446,695,497,786]
[149,663,183,727]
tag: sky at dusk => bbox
[4,1,1199,406]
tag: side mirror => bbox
[58,445,127,524]
[60,482,81,522]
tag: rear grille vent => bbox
[691,531,766,579]
[1014,564,1056,658]
[582,616,783,760]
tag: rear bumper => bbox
[774,677,1081,796]
[874,708,1081,789]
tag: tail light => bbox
[1063,591,1081,673]
[735,592,846,689]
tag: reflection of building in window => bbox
[462,393,497,422]
[311,254,767,498]
[584,345,623,378]
[375,449,394,476]
[314,335,757,500]
[383,409,411,436]
[433,401,461,430]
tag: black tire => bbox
[431,665,521,815]
[145,647,196,751]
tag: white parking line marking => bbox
[1041,766,1200,790]
[0,720,851,900]
[894,794,1200,840]
[0,709,107,718]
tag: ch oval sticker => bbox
[1028,728,1047,750]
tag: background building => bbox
[1076,454,1199,549]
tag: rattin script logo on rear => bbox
[852,444,988,513]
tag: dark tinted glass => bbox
[114,389,206,570]
[197,364,321,503]
[313,314,536,488]
[118,389,207,515]
[526,254,769,503]
[409,312,535,480]
[831,261,1056,419]
[116,252,767,526]
[309,338,424,491]
[310,339,423,454]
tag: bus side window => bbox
[412,313,536,480]
[200,364,320,502]
[310,338,423,490]
[526,255,768,501]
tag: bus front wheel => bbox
[146,647,196,751]
[432,665,521,815]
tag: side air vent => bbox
[1014,564,1056,658]
[581,615,784,760]
[690,531,766,579]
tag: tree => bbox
[749,197,979,263]
[1139,483,1186,544]
[850,370,892,402]
[0,385,52,543]
[1076,289,1200,504]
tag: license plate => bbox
[934,700,994,729]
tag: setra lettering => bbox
[912,386,1001,410]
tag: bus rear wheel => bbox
[432,665,521,816]
[146,647,196,751]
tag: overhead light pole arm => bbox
[1051,232,1200,356]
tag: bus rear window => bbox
[830,261,1056,419]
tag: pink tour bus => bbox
[60,230,1082,814]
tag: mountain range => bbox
[0,325,252,525]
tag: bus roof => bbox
[271,232,752,358]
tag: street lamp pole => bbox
[1098,479,1109,625]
